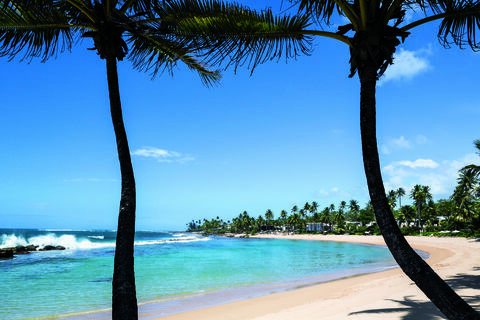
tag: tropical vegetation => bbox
[187,180,480,238]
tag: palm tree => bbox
[397,187,406,209]
[452,169,479,222]
[287,213,301,232]
[319,207,332,230]
[280,209,288,227]
[387,190,397,209]
[265,209,274,227]
[263,0,480,317]
[291,204,299,215]
[461,139,480,176]
[0,1,311,318]
[398,205,416,227]
[311,200,319,214]
[453,139,480,219]
[410,184,433,230]
[348,199,360,220]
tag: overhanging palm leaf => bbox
[0,1,313,318]
[461,139,480,177]
[0,0,74,61]
[148,0,313,72]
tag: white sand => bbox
[155,234,480,320]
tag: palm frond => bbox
[290,0,357,26]
[409,0,480,50]
[126,30,220,86]
[151,0,313,73]
[438,0,480,50]
[0,0,75,61]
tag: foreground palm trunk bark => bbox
[359,62,480,320]
[106,56,138,320]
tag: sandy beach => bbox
[154,234,480,320]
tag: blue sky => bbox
[0,1,478,230]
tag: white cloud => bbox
[64,178,117,183]
[416,134,428,144]
[380,48,431,84]
[396,159,439,169]
[392,136,411,149]
[316,187,351,198]
[382,153,477,197]
[132,147,194,163]
[381,135,430,155]
[382,136,411,154]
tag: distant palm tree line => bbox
[188,142,480,236]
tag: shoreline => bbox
[62,234,480,320]
[155,234,480,320]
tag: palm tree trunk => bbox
[358,62,479,320]
[106,56,138,320]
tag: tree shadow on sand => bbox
[348,271,480,319]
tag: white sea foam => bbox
[88,235,105,240]
[134,235,210,246]
[28,234,115,250]
[0,233,114,250]
[0,234,28,248]
[0,232,208,250]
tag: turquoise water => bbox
[0,229,395,319]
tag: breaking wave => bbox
[0,231,209,250]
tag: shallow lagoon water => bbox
[0,229,396,319]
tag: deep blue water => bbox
[0,229,395,319]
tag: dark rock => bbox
[39,245,66,251]
[15,245,30,254]
[25,245,38,252]
[0,249,14,259]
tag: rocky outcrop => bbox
[0,249,14,259]
[39,245,66,251]
[0,244,65,259]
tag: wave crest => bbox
[0,232,208,250]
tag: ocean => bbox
[0,229,396,319]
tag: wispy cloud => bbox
[132,147,194,164]
[381,135,429,155]
[382,153,477,196]
[380,48,431,84]
[386,159,439,170]
[64,178,118,183]
[316,187,352,199]
[382,136,411,154]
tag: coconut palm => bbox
[348,199,360,220]
[453,139,480,218]
[0,1,312,318]
[461,139,480,176]
[410,184,433,230]
[397,187,406,209]
[452,169,479,222]
[252,0,480,317]
[280,209,288,225]
[398,205,416,227]
[311,200,319,213]
[265,209,274,226]
[287,212,301,232]
[387,190,397,209]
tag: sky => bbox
[0,1,479,231]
